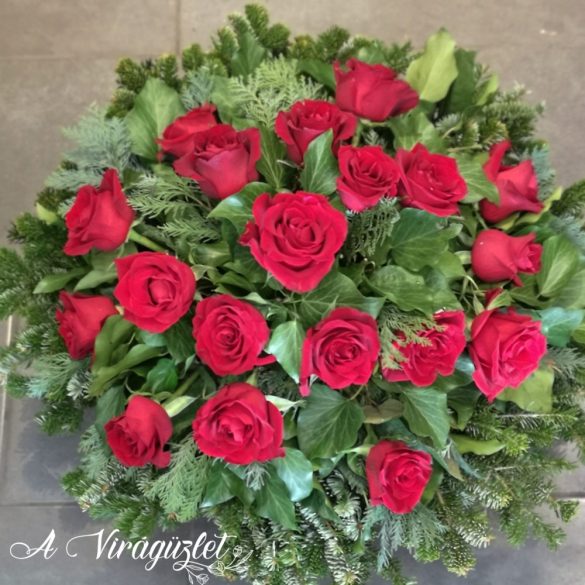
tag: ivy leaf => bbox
[257,126,288,191]
[201,463,252,508]
[266,321,305,383]
[126,78,185,160]
[95,385,126,431]
[536,236,581,299]
[33,268,87,294]
[146,358,178,393]
[363,398,404,424]
[255,468,298,530]
[499,367,554,414]
[537,307,584,347]
[401,388,450,448]
[448,386,480,430]
[298,59,336,90]
[456,155,500,204]
[556,268,585,310]
[272,448,314,502]
[444,48,477,113]
[208,182,270,232]
[299,131,339,195]
[231,32,267,77]
[387,110,445,152]
[297,384,365,459]
[164,318,195,363]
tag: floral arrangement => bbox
[2,5,585,584]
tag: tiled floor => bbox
[1,1,584,583]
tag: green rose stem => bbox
[128,228,166,252]
[351,120,364,146]
[163,371,199,403]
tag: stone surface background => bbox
[0,1,584,583]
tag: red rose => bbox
[396,144,468,217]
[56,291,117,360]
[64,169,134,256]
[480,140,542,223]
[193,383,285,465]
[472,229,542,286]
[157,104,218,158]
[334,58,419,122]
[469,308,547,402]
[274,99,357,164]
[381,310,466,387]
[114,252,196,333]
[366,440,432,514]
[300,307,380,396]
[193,294,276,376]
[173,124,261,199]
[337,145,401,212]
[240,192,348,292]
[105,395,172,468]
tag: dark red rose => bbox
[274,99,357,164]
[193,294,276,376]
[382,310,466,387]
[105,395,172,468]
[469,308,547,402]
[64,169,134,256]
[173,124,261,199]
[193,383,285,465]
[480,140,542,223]
[240,191,348,292]
[472,229,542,286]
[157,104,218,158]
[114,252,196,333]
[396,144,468,217]
[334,58,419,122]
[366,440,432,514]
[300,307,380,396]
[56,291,117,360]
[337,145,401,212]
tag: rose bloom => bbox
[300,307,381,396]
[240,191,348,292]
[275,99,357,164]
[56,291,117,360]
[114,252,196,333]
[336,145,401,212]
[396,144,468,216]
[469,308,547,402]
[366,440,432,514]
[105,395,173,468]
[471,229,542,286]
[64,168,134,256]
[193,294,276,376]
[334,58,419,121]
[480,140,542,223]
[193,383,285,465]
[157,104,217,158]
[382,311,466,387]
[173,124,261,199]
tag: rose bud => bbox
[274,99,357,164]
[396,144,468,217]
[193,383,285,465]
[300,307,381,396]
[114,252,196,333]
[480,140,542,223]
[105,395,173,468]
[337,145,401,212]
[334,58,419,122]
[64,169,135,256]
[173,124,261,199]
[56,292,117,360]
[366,440,432,514]
[471,229,542,286]
[382,311,466,387]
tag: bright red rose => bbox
[114,252,196,333]
[381,310,466,387]
[157,104,218,158]
[396,144,467,217]
[240,191,348,292]
[64,169,134,256]
[300,307,380,396]
[193,294,276,376]
[274,99,357,164]
[480,140,542,223]
[472,229,542,286]
[469,308,547,402]
[173,124,261,199]
[366,440,432,514]
[105,395,172,468]
[193,383,285,465]
[336,145,401,212]
[334,58,419,122]
[56,291,117,360]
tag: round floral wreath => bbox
[2,5,585,584]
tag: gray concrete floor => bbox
[0,1,584,583]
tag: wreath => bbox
[2,4,585,583]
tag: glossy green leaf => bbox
[33,268,87,294]
[537,307,584,347]
[146,358,178,393]
[208,182,270,232]
[257,125,288,191]
[92,315,135,371]
[298,59,336,90]
[499,367,554,413]
[387,110,445,152]
[164,318,195,363]
[74,266,117,291]
[255,468,297,530]
[164,395,197,418]
[231,32,267,77]
[451,435,505,455]
[363,398,404,424]
[266,321,305,383]
[95,385,126,431]
[299,130,339,195]
[401,387,450,448]
[536,235,581,299]
[444,48,476,113]
[456,155,499,204]
[273,448,314,502]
